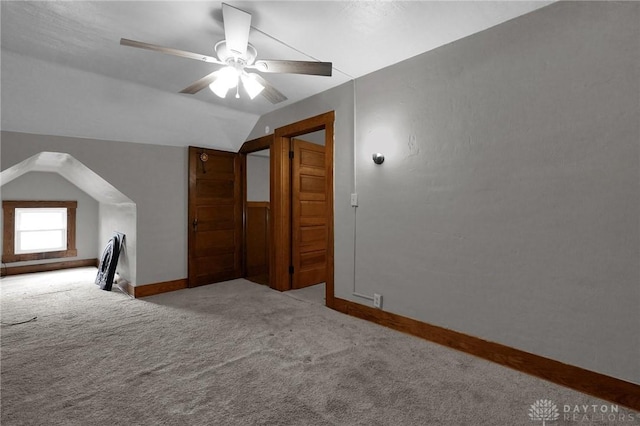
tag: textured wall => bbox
[248,2,640,383]
[1,172,99,266]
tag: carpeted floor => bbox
[1,268,637,425]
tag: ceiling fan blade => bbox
[180,71,220,94]
[251,60,333,76]
[222,3,251,57]
[250,74,287,104]
[120,38,222,64]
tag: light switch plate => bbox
[350,193,358,207]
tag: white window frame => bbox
[14,207,68,254]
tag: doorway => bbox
[189,112,335,307]
[270,111,335,307]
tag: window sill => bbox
[2,249,78,263]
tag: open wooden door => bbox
[188,147,242,287]
[291,138,327,289]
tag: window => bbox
[2,201,77,263]
[15,208,68,254]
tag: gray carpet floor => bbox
[1,268,637,425]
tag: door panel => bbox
[300,176,325,198]
[300,226,326,249]
[300,201,326,220]
[195,229,235,251]
[195,205,235,230]
[196,179,235,198]
[291,139,327,289]
[188,147,242,287]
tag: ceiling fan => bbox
[120,3,332,104]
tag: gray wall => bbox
[247,2,640,384]
[1,131,187,286]
[246,153,270,202]
[1,171,99,266]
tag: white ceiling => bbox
[1,1,552,146]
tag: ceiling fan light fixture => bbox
[209,66,239,98]
[209,80,229,98]
[241,73,265,99]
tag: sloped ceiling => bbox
[0,152,133,204]
[1,1,552,151]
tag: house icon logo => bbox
[529,399,560,425]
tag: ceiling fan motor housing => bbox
[215,40,257,67]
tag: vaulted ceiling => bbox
[1,1,552,149]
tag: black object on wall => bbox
[96,232,124,291]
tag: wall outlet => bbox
[373,293,382,309]
[350,193,358,207]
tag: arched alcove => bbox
[0,152,137,285]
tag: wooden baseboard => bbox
[1,258,99,277]
[330,297,640,411]
[130,278,188,298]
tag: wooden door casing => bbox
[271,111,334,304]
[188,147,242,287]
[238,113,334,306]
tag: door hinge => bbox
[289,265,294,274]
[289,151,294,159]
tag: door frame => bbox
[239,134,273,286]
[238,111,335,308]
[273,111,335,307]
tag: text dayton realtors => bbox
[562,404,635,423]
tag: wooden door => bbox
[188,147,242,287]
[291,139,327,289]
